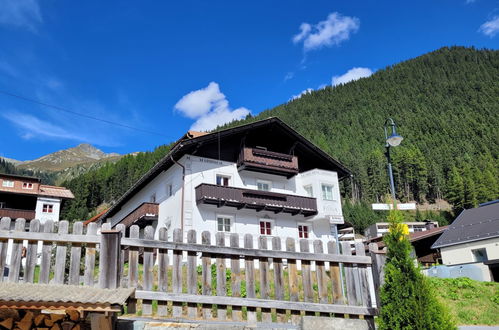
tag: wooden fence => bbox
[0,217,381,325]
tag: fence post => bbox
[368,243,383,309]
[99,229,122,289]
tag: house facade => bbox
[0,173,74,223]
[100,118,351,245]
[432,200,499,282]
[364,221,439,239]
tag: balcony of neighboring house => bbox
[117,202,159,228]
[0,208,36,220]
[195,183,317,217]
[237,147,299,178]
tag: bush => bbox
[378,208,456,330]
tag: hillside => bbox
[60,46,498,224]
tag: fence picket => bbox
[187,230,198,318]
[258,236,272,322]
[286,237,301,324]
[327,241,345,305]
[299,239,314,307]
[39,220,54,284]
[83,222,98,286]
[230,233,242,321]
[215,232,227,320]
[126,225,139,314]
[341,241,357,309]
[157,227,169,317]
[314,240,328,306]
[24,219,40,283]
[172,228,183,317]
[0,217,12,282]
[272,237,286,323]
[142,226,154,316]
[68,222,83,285]
[201,231,212,319]
[244,234,257,323]
[115,224,126,287]
[53,220,69,284]
[8,218,26,282]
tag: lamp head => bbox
[386,133,403,147]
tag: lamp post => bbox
[384,118,403,204]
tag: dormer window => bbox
[257,180,271,192]
[22,182,33,189]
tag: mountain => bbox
[60,46,498,226]
[16,144,121,172]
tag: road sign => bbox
[372,203,416,210]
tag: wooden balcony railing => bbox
[0,208,36,220]
[237,147,299,177]
[118,202,159,227]
[195,183,317,217]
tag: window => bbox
[0,202,5,209]
[2,180,14,188]
[22,182,33,189]
[217,216,232,232]
[304,185,313,197]
[298,224,310,239]
[257,180,271,191]
[42,204,53,213]
[166,184,173,197]
[216,175,230,186]
[259,220,273,236]
[150,193,156,203]
[321,184,334,200]
[472,248,488,262]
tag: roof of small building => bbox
[39,185,74,199]
[0,173,74,199]
[432,201,499,249]
[0,282,134,305]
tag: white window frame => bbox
[304,185,314,197]
[297,222,311,239]
[22,182,34,189]
[471,248,488,262]
[259,218,275,236]
[321,184,335,201]
[256,179,272,192]
[216,174,231,187]
[42,204,54,214]
[216,214,233,233]
[2,180,14,188]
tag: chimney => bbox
[424,220,435,230]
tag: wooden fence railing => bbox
[0,217,380,325]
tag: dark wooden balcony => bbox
[0,208,36,220]
[119,202,159,228]
[195,183,317,217]
[237,147,299,178]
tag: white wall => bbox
[440,237,499,265]
[35,197,61,224]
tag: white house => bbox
[432,200,499,282]
[100,118,352,246]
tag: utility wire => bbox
[0,89,174,138]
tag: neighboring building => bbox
[364,220,439,239]
[100,118,351,245]
[432,200,499,282]
[0,173,74,223]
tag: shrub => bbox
[378,208,456,330]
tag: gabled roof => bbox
[100,117,351,221]
[39,185,74,199]
[432,201,499,249]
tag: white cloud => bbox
[293,12,360,51]
[290,88,313,101]
[332,67,373,86]
[479,16,499,37]
[0,0,42,32]
[175,82,251,131]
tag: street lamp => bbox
[384,118,403,203]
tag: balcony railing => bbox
[0,208,36,220]
[237,147,299,177]
[118,202,159,228]
[195,183,317,217]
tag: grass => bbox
[428,277,499,326]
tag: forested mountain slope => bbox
[60,46,498,224]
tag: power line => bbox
[0,89,174,138]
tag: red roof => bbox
[39,185,74,199]
[84,209,109,225]
[409,225,448,242]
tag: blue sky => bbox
[0,0,498,161]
